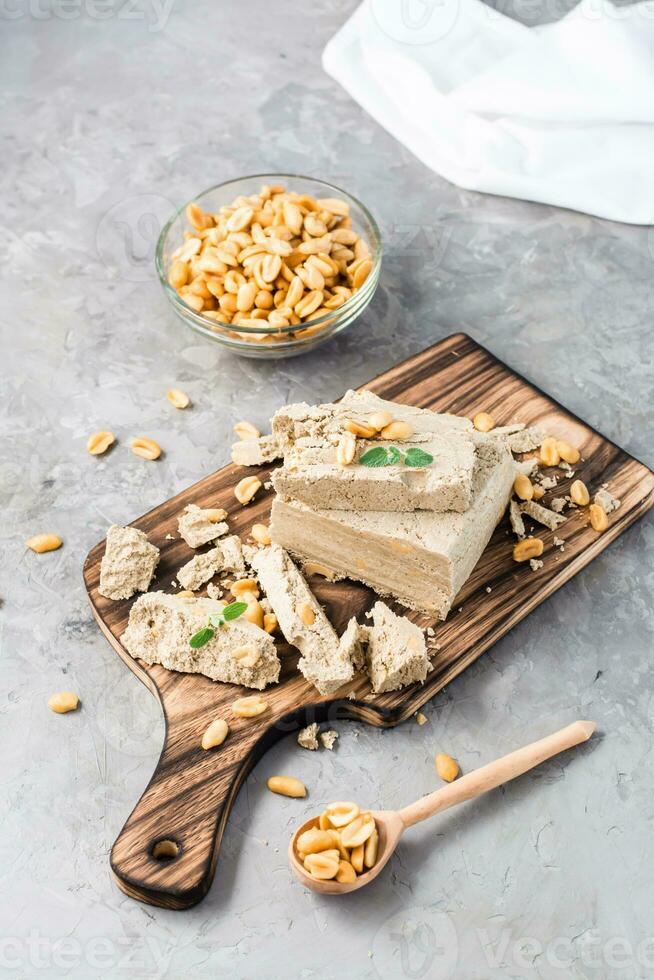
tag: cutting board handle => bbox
[110,708,279,909]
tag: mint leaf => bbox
[359,446,391,467]
[222,601,249,622]
[190,627,215,649]
[404,448,434,468]
[386,446,402,465]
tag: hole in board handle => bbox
[151,838,181,862]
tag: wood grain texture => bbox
[83,333,654,909]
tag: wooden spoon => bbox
[289,720,596,894]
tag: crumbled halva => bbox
[121,592,280,689]
[509,499,526,538]
[270,440,515,618]
[594,487,621,514]
[245,543,356,695]
[550,497,567,513]
[363,602,430,693]
[506,427,546,454]
[320,730,339,750]
[99,525,160,601]
[231,433,283,467]
[519,499,567,531]
[297,723,320,750]
[177,504,229,548]
[177,536,245,591]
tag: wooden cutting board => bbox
[83,333,654,910]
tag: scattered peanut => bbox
[513,473,534,501]
[205,508,228,522]
[48,691,79,714]
[131,437,161,461]
[27,534,62,554]
[435,752,460,783]
[234,476,261,505]
[168,184,373,343]
[556,440,580,465]
[303,561,336,580]
[379,420,413,441]
[513,537,544,562]
[166,388,191,410]
[251,523,272,546]
[176,590,195,598]
[263,612,278,634]
[539,437,560,467]
[473,412,495,432]
[532,485,545,500]
[336,431,356,466]
[299,602,316,626]
[234,420,261,440]
[232,695,267,718]
[201,718,229,750]
[589,503,609,532]
[570,479,590,506]
[268,775,307,798]
[87,430,115,455]
[415,712,428,726]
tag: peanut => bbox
[231,578,259,598]
[304,851,339,880]
[340,813,375,849]
[234,420,260,440]
[364,826,379,869]
[513,473,534,501]
[263,612,278,634]
[336,431,356,466]
[234,476,261,505]
[513,537,544,562]
[232,695,267,718]
[205,508,228,522]
[303,561,336,580]
[350,843,364,873]
[435,752,460,783]
[532,485,545,500]
[589,503,609,532]
[176,590,196,598]
[368,410,393,431]
[243,597,264,629]
[539,437,560,467]
[87,430,115,455]
[324,801,360,828]
[201,718,229,750]
[473,412,495,432]
[27,534,62,554]
[344,418,377,438]
[570,479,590,506]
[131,437,161,461]
[556,440,580,465]
[48,691,79,714]
[267,775,307,798]
[166,388,190,409]
[251,523,271,546]
[297,828,335,855]
[336,860,357,883]
[298,602,316,626]
[230,644,260,669]
[379,420,413,441]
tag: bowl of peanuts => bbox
[156,175,382,358]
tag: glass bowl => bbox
[155,174,382,359]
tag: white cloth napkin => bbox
[323,0,654,223]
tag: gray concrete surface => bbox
[2,1,654,978]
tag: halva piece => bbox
[99,525,160,601]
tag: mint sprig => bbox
[359,446,434,469]
[189,600,249,648]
